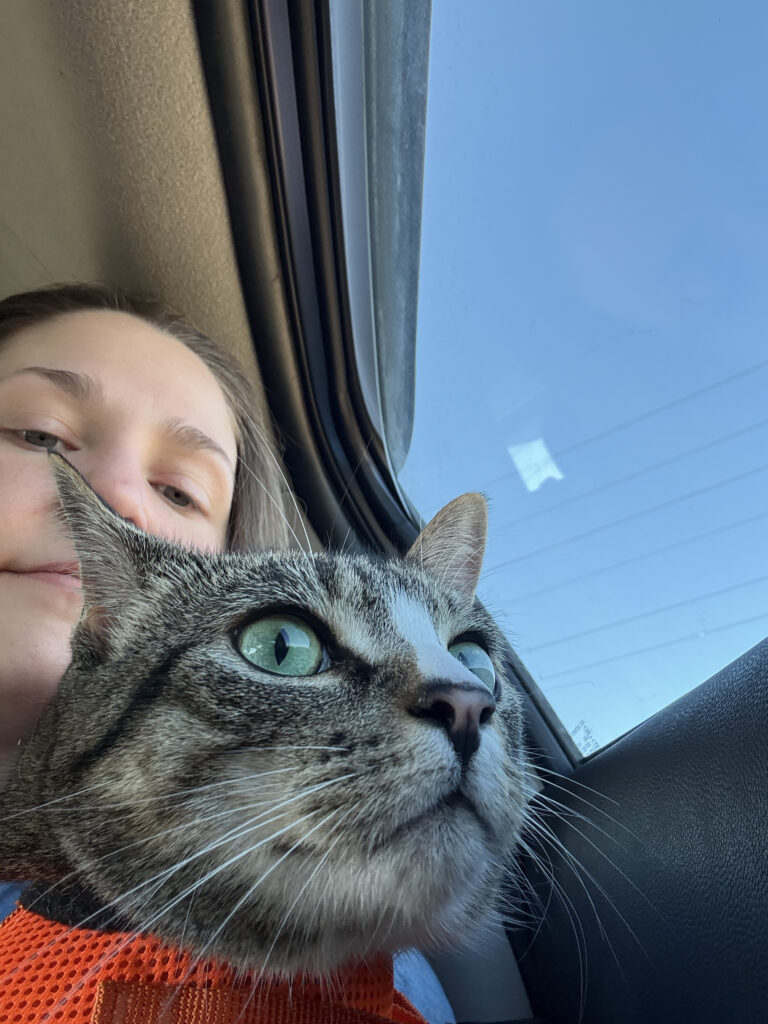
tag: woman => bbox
[0,283,292,792]
[0,283,455,1024]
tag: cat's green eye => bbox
[448,640,496,692]
[238,616,325,676]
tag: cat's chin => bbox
[112,800,509,977]
[239,809,506,975]
[366,788,484,853]
[260,785,525,974]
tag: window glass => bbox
[398,0,768,755]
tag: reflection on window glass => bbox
[399,0,768,755]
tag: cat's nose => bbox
[411,683,496,767]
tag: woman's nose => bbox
[78,458,150,533]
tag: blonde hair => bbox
[0,283,292,551]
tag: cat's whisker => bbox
[31,802,349,1021]
[509,841,552,920]
[511,837,558,944]
[526,794,657,918]
[153,807,348,1022]
[36,765,306,812]
[519,759,657,960]
[257,810,354,983]
[527,790,629,853]
[339,524,354,556]
[517,851,590,1024]
[522,775,639,842]
[233,745,351,753]
[236,408,313,554]
[524,760,622,805]
[26,757,352,816]
[325,433,375,549]
[523,815,618,964]
[524,765,643,843]
[521,810,651,986]
[450,847,536,942]
[235,455,308,555]
[494,899,543,933]
[516,833,589,1020]
[38,765,374,916]
[452,909,528,959]
[3,776,357,996]
[491,869,545,929]
[0,777,116,821]
[2,763,324,824]
[174,867,196,956]
[126,806,333,962]
[172,806,347,999]
[2,806,296,995]
[104,773,358,907]
[23,792,315,913]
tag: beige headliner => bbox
[1,0,261,382]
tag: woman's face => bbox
[0,310,238,741]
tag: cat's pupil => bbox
[274,628,289,666]
[237,616,325,676]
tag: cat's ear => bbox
[406,492,488,599]
[49,453,171,657]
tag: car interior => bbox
[1,2,766,1022]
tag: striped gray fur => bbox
[0,455,531,976]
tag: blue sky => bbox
[400,0,768,753]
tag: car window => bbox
[331,0,768,756]
[398,0,768,755]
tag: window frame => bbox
[193,0,580,765]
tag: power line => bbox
[482,356,768,490]
[484,509,768,600]
[489,460,768,566]
[496,417,768,531]
[522,573,768,653]
[553,357,768,458]
[538,611,768,684]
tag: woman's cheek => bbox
[0,580,83,709]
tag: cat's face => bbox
[3,456,530,976]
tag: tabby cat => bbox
[0,455,530,978]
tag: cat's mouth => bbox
[440,789,476,814]
[373,788,482,850]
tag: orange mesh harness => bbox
[0,906,428,1024]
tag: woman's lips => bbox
[25,571,82,591]
[9,566,81,591]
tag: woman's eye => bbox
[19,429,63,452]
[448,640,496,692]
[158,484,195,509]
[237,615,327,676]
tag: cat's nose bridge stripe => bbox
[387,592,476,688]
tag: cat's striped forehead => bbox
[294,553,493,686]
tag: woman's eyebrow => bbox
[162,419,235,473]
[1,366,102,401]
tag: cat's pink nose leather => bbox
[411,683,496,766]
